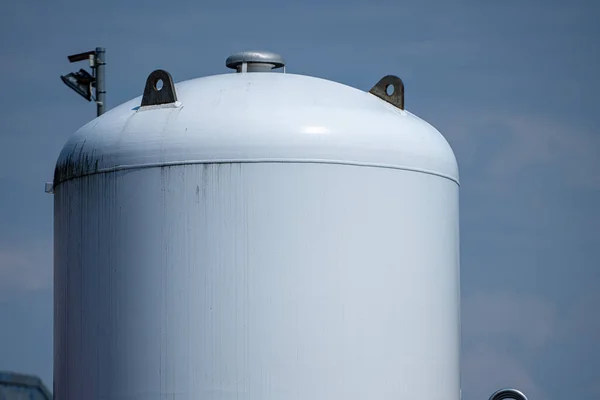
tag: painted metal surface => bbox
[141,69,178,107]
[53,57,461,400]
[53,72,458,188]
[54,164,460,400]
[226,50,285,72]
[488,388,529,400]
[369,75,405,110]
[94,47,106,116]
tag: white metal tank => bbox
[52,50,461,400]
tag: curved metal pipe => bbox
[488,388,528,400]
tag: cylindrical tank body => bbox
[52,52,460,400]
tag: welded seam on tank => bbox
[54,158,460,186]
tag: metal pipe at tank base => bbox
[488,388,528,400]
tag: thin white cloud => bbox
[463,291,558,349]
[461,291,556,400]
[440,111,600,192]
[0,239,53,300]
[564,289,600,339]
[486,114,600,191]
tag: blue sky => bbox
[1,1,598,399]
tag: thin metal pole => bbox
[95,47,106,116]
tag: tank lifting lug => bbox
[141,69,178,107]
[369,75,404,110]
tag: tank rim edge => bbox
[53,158,460,190]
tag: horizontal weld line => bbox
[54,158,460,187]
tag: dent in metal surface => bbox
[369,75,405,110]
[140,69,178,107]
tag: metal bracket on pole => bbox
[61,47,106,117]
